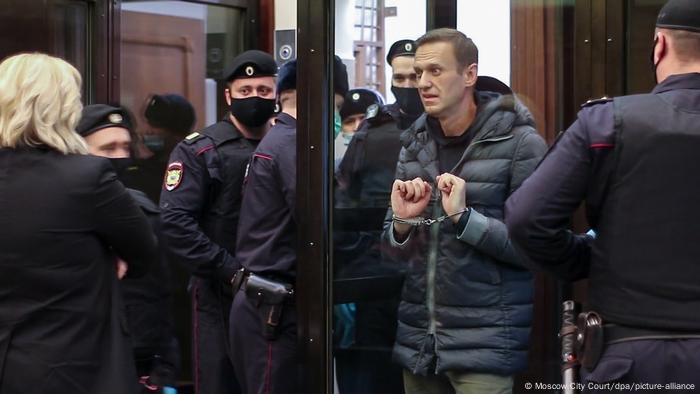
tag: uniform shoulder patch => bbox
[164,161,184,191]
[581,96,613,108]
[183,131,203,145]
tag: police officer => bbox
[507,0,700,390]
[230,57,348,394]
[125,94,197,203]
[159,50,278,394]
[334,88,384,169]
[77,104,181,394]
[336,39,421,209]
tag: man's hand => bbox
[437,173,467,223]
[391,178,432,236]
[116,258,128,280]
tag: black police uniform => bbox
[124,189,181,393]
[229,57,347,394]
[159,50,277,394]
[506,1,700,389]
[230,112,298,394]
[76,105,181,393]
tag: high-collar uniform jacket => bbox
[0,147,157,394]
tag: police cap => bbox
[340,88,383,120]
[224,50,277,82]
[145,94,196,134]
[657,0,700,33]
[77,104,133,137]
[277,60,297,93]
[386,39,416,65]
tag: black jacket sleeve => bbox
[159,142,237,281]
[94,162,157,278]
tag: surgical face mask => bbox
[334,110,342,138]
[230,96,276,128]
[391,86,424,115]
[143,134,165,153]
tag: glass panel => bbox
[118,1,247,386]
[626,0,666,94]
[457,0,510,85]
[332,1,425,393]
[332,0,573,394]
[119,1,245,202]
[0,0,91,100]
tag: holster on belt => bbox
[575,311,604,371]
[242,273,294,340]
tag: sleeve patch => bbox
[164,161,184,191]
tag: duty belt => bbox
[231,269,294,304]
[232,269,294,340]
[604,324,700,345]
[571,309,700,372]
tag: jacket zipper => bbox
[426,133,514,335]
[426,193,442,335]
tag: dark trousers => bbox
[229,290,298,394]
[190,278,240,394]
[582,339,700,393]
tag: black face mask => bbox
[229,96,276,128]
[391,86,424,116]
[650,35,660,85]
[108,157,134,182]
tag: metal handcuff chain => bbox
[392,207,470,227]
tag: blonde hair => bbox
[0,53,88,154]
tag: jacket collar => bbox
[653,73,700,94]
[203,116,244,146]
[403,93,523,150]
[274,112,297,128]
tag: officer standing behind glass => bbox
[337,39,422,207]
[159,50,278,394]
[230,57,348,394]
[507,0,700,390]
[77,104,181,394]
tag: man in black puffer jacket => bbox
[382,28,547,393]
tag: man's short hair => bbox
[665,28,700,62]
[415,28,478,72]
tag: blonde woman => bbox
[0,53,157,393]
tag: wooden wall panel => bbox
[511,2,566,390]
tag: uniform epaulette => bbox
[365,104,380,120]
[183,131,204,145]
[581,96,613,108]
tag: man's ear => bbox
[464,63,478,88]
[654,32,668,65]
[224,88,232,106]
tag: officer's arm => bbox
[93,160,157,278]
[454,131,548,269]
[159,143,237,282]
[506,117,595,281]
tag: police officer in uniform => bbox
[507,0,700,390]
[337,39,422,207]
[230,57,348,394]
[334,88,384,172]
[77,104,181,394]
[159,50,278,394]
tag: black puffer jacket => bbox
[382,92,547,375]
